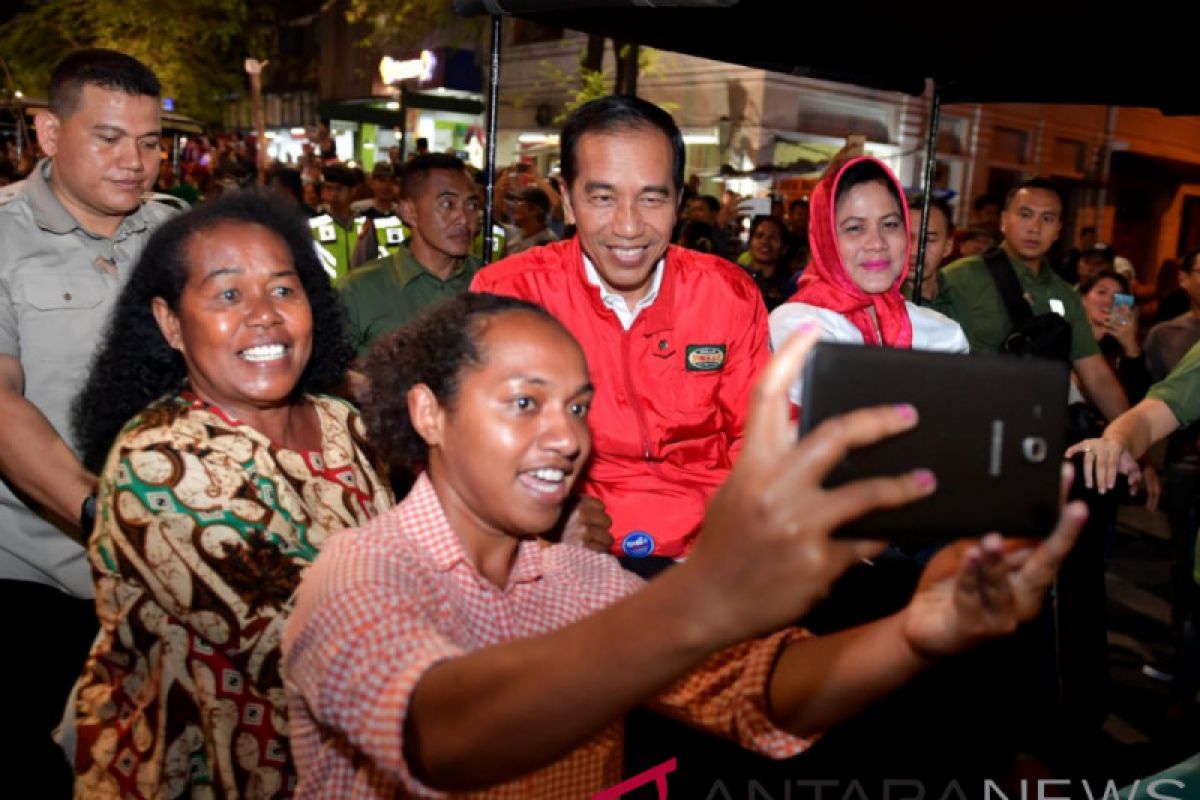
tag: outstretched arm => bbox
[290,325,935,793]
[768,467,1083,736]
[1066,397,1179,494]
[1074,353,1130,423]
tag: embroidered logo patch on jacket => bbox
[685,344,727,371]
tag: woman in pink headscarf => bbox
[769,156,966,402]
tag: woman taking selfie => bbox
[1079,269,1152,402]
[67,190,391,798]
[282,291,1083,798]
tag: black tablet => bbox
[799,343,1069,543]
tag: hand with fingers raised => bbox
[901,465,1085,660]
[683,321,938,643]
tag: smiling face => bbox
[835,179,908,294]
[152,221,313,422]
[560,127,678,307]
[424,311,594,546]
[749,218,783,268]
[35,84,161,236]
[1083,276,1123,328]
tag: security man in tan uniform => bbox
[0,49,177,794]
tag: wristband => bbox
[80,494,97,537]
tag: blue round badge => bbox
[621,531,656,558]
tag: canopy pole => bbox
[624,43,639,97]
[912,80,942,308]
[398,87,410,160]
[483,14,503,265]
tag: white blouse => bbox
[769,301,969,404]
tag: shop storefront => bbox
[319,47,486,169]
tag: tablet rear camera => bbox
[1022,437,1048,463]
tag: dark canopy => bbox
[455,0,1196,114]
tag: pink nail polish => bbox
[894,403,917,421]
[913,468,936,489]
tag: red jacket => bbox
[471,238,770,558]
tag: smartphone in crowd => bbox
[799,343,1069,544]
[1112,292,1135,310]
[737,196,772,217]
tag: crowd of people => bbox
[2,46,1198,800]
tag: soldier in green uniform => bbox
[340,154,484,356]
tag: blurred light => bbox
[162,97,175,112]
[364,143,375,148]
[379,51,436,85]
[386,101,400,110]
[517,133,559,144]
[290,127,306,137]
[14,90,23,99]
[265,131,276,139]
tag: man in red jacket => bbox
[472,96,769,574]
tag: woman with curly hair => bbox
[66,188,391,799]
[281,292,1083,798]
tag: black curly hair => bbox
[361,293,565,473]
[72,188,354,473]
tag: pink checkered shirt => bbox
[283,474,810,799]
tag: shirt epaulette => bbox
[142,191,190,211]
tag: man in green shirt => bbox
[1071,339,1200,494]
[1068,341,1200,710]
[933,177,1130,423]
[340,154,484,356]
[940,179,1132,747]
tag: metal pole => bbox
[1095,105,1118,237]
[245,59,269,186]
[624,43,639,97]
[912,80,942,308]
[398,87,409,161]
[14,102,24,164]
[483,14,502,265]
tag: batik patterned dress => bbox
[70,392,391,799]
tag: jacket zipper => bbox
[621,325,656,463]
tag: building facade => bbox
[497,25,1200,280]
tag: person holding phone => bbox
[768,156,967,403]
[1076,269,1160,511]
[1079,269,1152,404]
[282,292,1086,799]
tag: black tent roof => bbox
[456,0,1197,114]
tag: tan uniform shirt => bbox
[0,159,178,596]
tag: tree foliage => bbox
[0,0,277,124]
[340,0,487,56]
[540,40,669,123]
